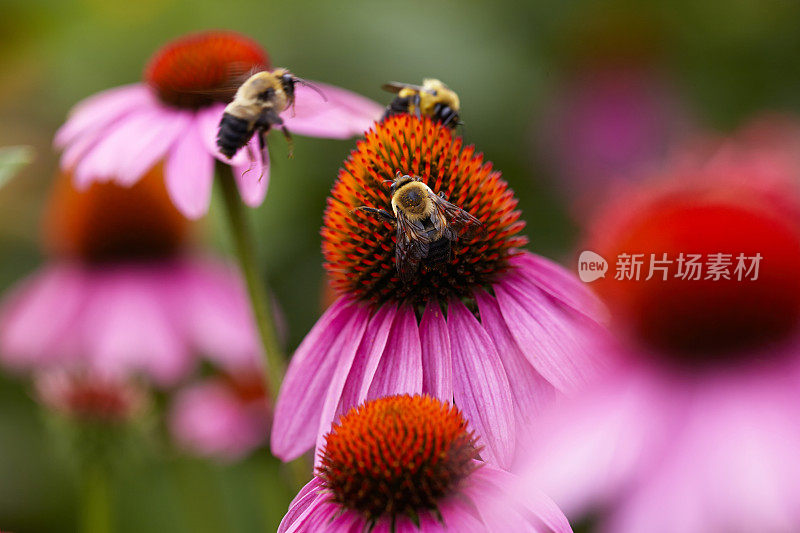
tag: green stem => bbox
[81,462,111,533]
[216,167,285,405]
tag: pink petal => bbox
[175,260,260,371]
[494,276,605,393]
[114,108,192,187]
[366,304,423,400]
[232,135,270,207]
[337,304,396,418]
[271,298,369,461]
[82,269,191,386]
[313,302,375,465]
[168,380,267,460]
[196,104,250,166]
[420,300,453,401]
[73,110,156,188]
[0,265,86,368]
[520,371,673,519]
[165,118,215,219]
[280,492,336,533]
[280,477,325,533]
[475,290,556,432]
[509,251,608,323]
[281,82,382,139]
[55,84,154,148]
[472,466,573,533]
[448,298,515,469]
[437,497,486,532]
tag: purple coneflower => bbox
[271,115,610,468]
[516,133,800,533]
[0,167,260,386]
[280,394,571,532]
[54,30,383,218]
[168,366,270,460]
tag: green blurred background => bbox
[1,0,800,530]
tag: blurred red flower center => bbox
[323,115,527,306]
[144,31,270,109]
[592,192,800,363]
[318,394,479,523]
[45,166,189,263]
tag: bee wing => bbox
[381,81,426,94]
[395,210,431,282]
[431,192,483,241]
[181,63,260,97]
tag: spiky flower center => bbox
[323,115,527,305]
[318,394,480,524]
[45,166,188,263]
[144,31,269,109]
[592,190,800,363]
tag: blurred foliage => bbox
[1,0,800,530]
[0,146,33,191]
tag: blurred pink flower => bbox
[54,30,383,219]
[516,129,800,533]
[35,368,147,424]
[271,116,611,469]
[168,369,269,460]
[538,66,694,218]
[0,167,261,386]
[280,395,572,533]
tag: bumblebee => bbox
[381,79,461,128]
[355,172,482,282]
[217,68,299,165]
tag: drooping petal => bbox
[271,297,369,461]
[232,135,270,207]
[114,108,192,187]
[448,298,515,469]
[470,466,573,533]
[195,103,251,166]
[280,492,337,533]
[281,82,382,139]
[165,118,215,219]
[366,304,423,400]
[494,275,606,393]
[437,495,487,532]
[475,290,556,433]
[55,84,155,148]
[336,303,396,419]
[607,378,800,533]
[175,260,260,371]
[420,299,453,401]
[279,477,325,533]
[0,265,86,368]
[519,370,674,519]
[73,110,156,188]
[509,251,608,323]
[82,267,191,386]
[313,302,374,464]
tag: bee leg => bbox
[438,191,450,200]
[256,131,269,182]
[412,93,422,118]
[280,125,294,159]
[352,206,396,223]
[240,143,256,178]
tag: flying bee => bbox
[381,78,461,128]
[217,68,325,167]
[355,172,482,282]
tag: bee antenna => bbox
[294,78,328,102]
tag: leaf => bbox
[0,146,34,190]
